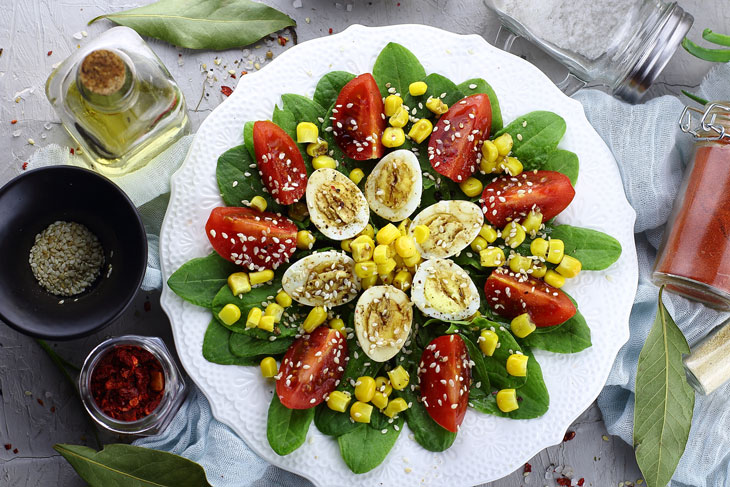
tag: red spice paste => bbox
[90,345,165,421]
[654,144,730,307]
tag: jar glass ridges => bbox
[45,27,190,176]
[78,335,187,436]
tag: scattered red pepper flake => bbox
[220,85,233,97]
[70,148,75,155]
[3,444,10,450]
[230,73,236,79]
[523,463,532,473]
[50,406,56,413]
[12,448,18,454]
[328,28,333,35]
[278,35,288,46]
[37,398,44,406]
[10,119,17,124]
[578,478,585,486]
[22,162,28,170]
[241,71,248,76]
[563,430,576,442]
[556,478,571,486]
[47,51,52,56]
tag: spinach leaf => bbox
[313,71,355,110]
[216,145,282,211]
[372,42,427,97]
[457,78,503,133]
[495,111,566,167]
[203,319,260,365]
[272,105,297,136]
[550,224,622,270]
[267,394,315,456]
[281,94,326,126]
[167,253,239,308]
[243,121,255,159]
[469,347,549,420]
[541,149,579,186]
[519,310,592,353]
[460,333,491,393]
[402,73,463,120]
[337,415,404,473]
[473,318,527,389]
[211,283,300,338]
[229,333,294,358]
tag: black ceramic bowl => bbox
[0,166,147,340]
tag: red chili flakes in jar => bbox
[90,345,165,422]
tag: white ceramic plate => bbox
[160,24,638,487]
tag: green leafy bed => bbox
[168,42,622,473]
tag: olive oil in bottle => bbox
[46,27,190,176]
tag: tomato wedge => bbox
[481,170,575,228]
[205,206,297,271]
[419,335,472,433]
[276,327,348,409]
[331,73,386,160]
[484,268,576,327]
[253,120,308,205]
[427,94,492,183]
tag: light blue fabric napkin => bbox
[134,64,730,486]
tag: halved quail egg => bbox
[354,285,413,362]
[306,168,369,240]
[364,149,422,222]
[282,250,361,307]
[411,258,480,321]
[409,200,484,258]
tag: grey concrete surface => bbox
[1,0,727,485]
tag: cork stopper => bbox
[79,50,126,96]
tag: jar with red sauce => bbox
[653,102,730,309]
[79,335,187,435]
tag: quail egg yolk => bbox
[374,158,415,211]
[423,270,472,314]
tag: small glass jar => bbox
[484,0,693,101]
[79,335,187,436]
[653,102,730,310]
[45,26,190,176]
[684,318,730,395]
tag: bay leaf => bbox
[89,0,295,51]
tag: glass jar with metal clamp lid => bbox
[653,102,730,309]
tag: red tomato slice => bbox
[419,334,472,433]
[481,170,575,228]
[331,73,386,160]
[276,327,348,409]
[427,94,492,183]
[205,206,297,271]
[484,268,576,327]
[253,120,308,205]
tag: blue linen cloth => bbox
[134,63,730,486]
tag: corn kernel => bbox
[376,224,401,245]
[530,237,549,259]
[392,270,412,292]
[480,247,505,267]
[371,391,388,410]
[275,291,292,308]
[408,119,433,144]
[387,366,410,390]
[409,81,428,96]
[375,376,393,397]
[402,252,422,268]
[479,224,498,243]
[246,307,262,328]
[355,261,378,279]
[341,239,353,252]
[349,168,365,185]
[511,313,536,338]
[361,274,378,289]
[350,401,373,423]
[382,127,406,148]
[258,315,275,332]
[389,107,409,128]
[379,271,395,285]
[250,195,267,212]
[480,157,499,174]
[509,255,532,273]
[373,244,393,264]
[260,357,277,378]
[556,255,582,278]
[296,230,315,250]
[522,210,543,235]
[265,303,284,323]
[306,138,329,157]
[397,218,412,236]
[479,329,499,356]
[351,235,375,262]
[249,270,274,286]
[218,303,241,326]
[227,272,251,296]
[377,258,397,275]
[303,306,328,332]
[470,236,488,253]
[530,262,547,278]
[500,156,523,176]
[493,133,513,156]
[312,155,337,170]
[481,140,499,164]
[359,224,375,240]
[496,388,519,412]
[327,390,351,413]
[384,95,403,117]
[459,177,483,198]
[547,239,565,264]
[394,236,417,258]
[383,397,408,418]
[425,96,448,115]
[506,353,529,377]
[355,376,376,402]
[413,224,430,244]
[393,253,405,269]
[296,122,319,143]
[328,318,345,332]
[544,269,566,288]
[502,221,526,248]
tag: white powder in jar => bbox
[498,0,639,60]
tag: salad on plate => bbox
[168,42,622,474]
